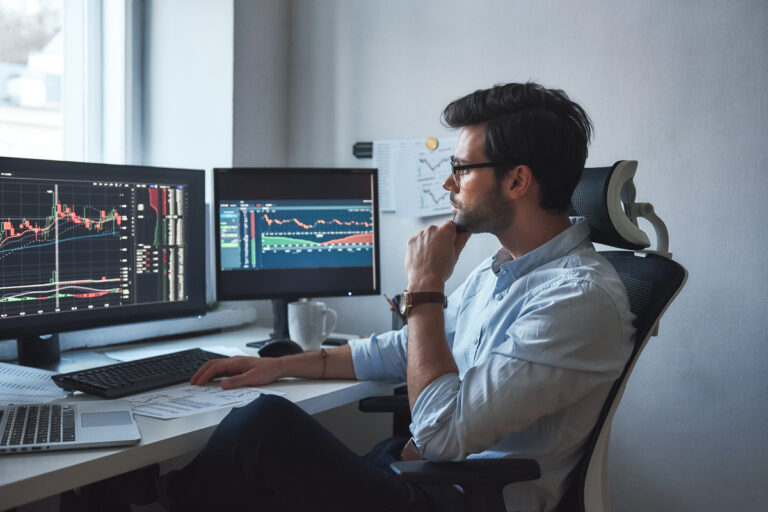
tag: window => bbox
[0,0,137,164]
[0,0,63,160]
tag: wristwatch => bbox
[399,290,447,317]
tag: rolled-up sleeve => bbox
[348,274,474,382]
[348,327,408,382]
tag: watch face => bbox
[399,294,408,315]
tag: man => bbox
[157,82,635,511]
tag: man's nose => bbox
[443,173,458,192]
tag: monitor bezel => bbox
[213,167,381,301]
[0,156,207,339]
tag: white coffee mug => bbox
[288,300,338,351]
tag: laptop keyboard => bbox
[0,404,75,447]
[52,348,225,399]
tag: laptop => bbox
[0,400,141,455]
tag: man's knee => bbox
[218,394,299,440]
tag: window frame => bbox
[63,0,141,164]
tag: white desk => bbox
[0,325,394,510]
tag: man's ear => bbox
[503,165,534,200]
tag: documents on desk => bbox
[1,343,269,421]
[1,360,278,421]
[127,384,285,420]
[0,362,69,405]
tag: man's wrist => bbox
[406,280,444,293]
[405,302,444,318]
[273,355,289,379]
[400,290,447,317]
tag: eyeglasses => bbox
[450,156,504,186]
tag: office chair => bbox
[359,160,688,511]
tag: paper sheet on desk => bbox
[128,384,285,419]
[0,362,69,405]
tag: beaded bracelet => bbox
[320,348,328,379]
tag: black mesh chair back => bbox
[569,164,647,251]
[555,162,688,511]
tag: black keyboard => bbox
[52,349,226,399]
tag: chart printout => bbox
[0,175,190,320]
[390,137,458,218]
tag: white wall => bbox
[232,0,291,167]
[235,0,768,510]
[143,0,233,171]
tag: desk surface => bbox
[0,325,393,510]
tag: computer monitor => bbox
[0,156,207,367]
[214,167,380,345]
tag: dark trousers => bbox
[167,394,466,511]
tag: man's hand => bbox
[191,356,284,389]
[405,220,471,291]
[191,345,357,389]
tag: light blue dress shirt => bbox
[349,218,636,511]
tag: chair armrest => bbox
[390,458,541,486]
[359,395,411,415]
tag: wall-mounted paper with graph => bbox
[392,137,457,218]
[372,137,458,217]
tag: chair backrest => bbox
[556,162,688,512]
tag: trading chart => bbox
[0,176,189,319]
[219,200,375,269]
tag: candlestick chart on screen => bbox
[0,177,189,319]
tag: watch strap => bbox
[401,290,447,316]
[407,291,447,307]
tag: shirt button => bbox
[495,293,503,301]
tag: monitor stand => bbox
[17,333,61,369]
[245,298,293,349]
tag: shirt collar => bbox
[491,217,591,277]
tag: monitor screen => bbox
[214,168,380,300]
[0,157,207,339]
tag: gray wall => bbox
[234,1,768,510]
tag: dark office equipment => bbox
[360,161,687,512]
[257,340,304,358]
[321,337,349,346]
[0,157,207,368]
[352,141,373,159]
[213,167,380,347]
[51,348,225,398]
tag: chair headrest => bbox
[569,160,651,251]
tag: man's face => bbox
[444,125,514,235]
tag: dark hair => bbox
[442,82,592,212]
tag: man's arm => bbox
[404,221,470,409]
[190,344,356,389]
[405,304,457,409]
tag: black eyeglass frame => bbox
[449,157,508,185]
